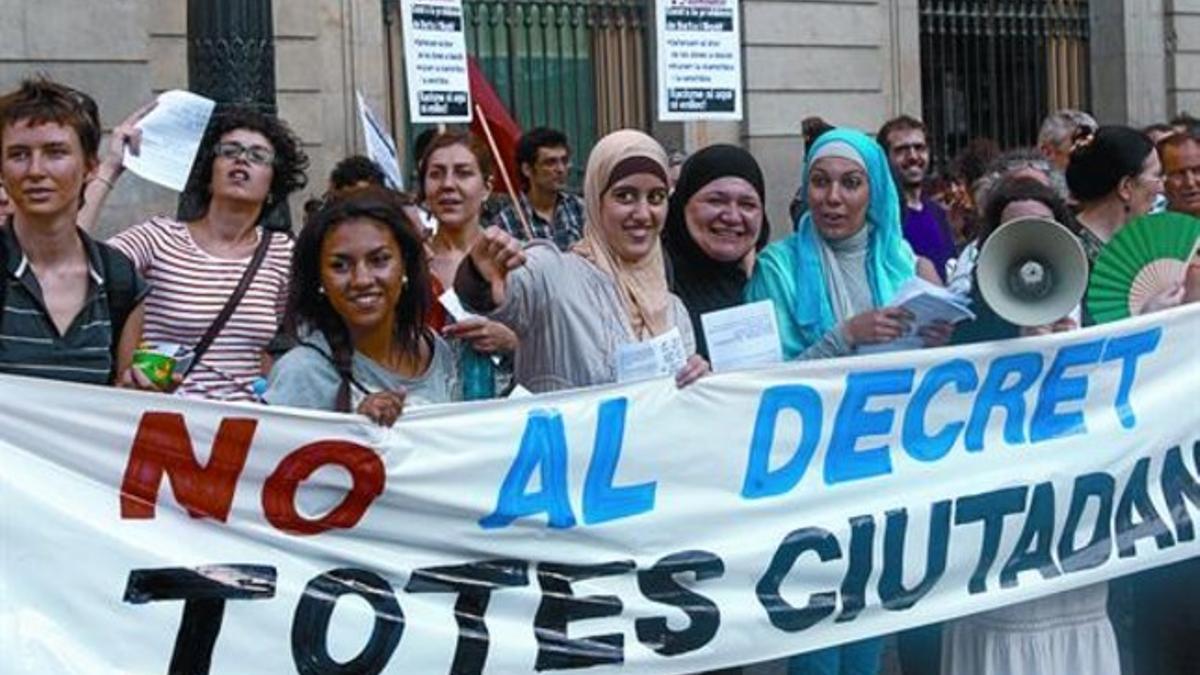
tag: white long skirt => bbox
[941,583,1119,675]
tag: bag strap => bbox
[180,230,272,378]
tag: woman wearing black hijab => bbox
[664,144,771,358]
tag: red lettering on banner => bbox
[262,441,386,535]
[120,413,257,521]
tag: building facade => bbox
[1,0,1195,235]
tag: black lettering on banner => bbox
[836,515,876,623]
[123,564,276,675]
[756,527,841,632]
[404,559,529,675]
[879,501,952,610]
[292,568,404,675]
[954,486,1028,594]
[1058,472,1116,573]
[534,560,635,670]
[1160,441,1200,542]
[1115,458,1175,557]
[635,550,724,656]
[1000,482,1062,587]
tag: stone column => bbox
[1090,0,1168,126]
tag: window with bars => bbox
[919,0,1091,168]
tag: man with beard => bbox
[1159,127,1200,218]
[491,126,584,251]
[878,115,955,282]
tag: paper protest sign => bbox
[122,90,215,191]
[400,0,472,123]
[656,0,743,121]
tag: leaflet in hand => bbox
[438,289,482,322]
[122,90,216,192]
[701,300,783,373]
[616,328,687,383]
[858,277,975,354]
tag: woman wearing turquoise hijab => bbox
[747,128,949,361]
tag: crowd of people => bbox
[1,75,1198,674]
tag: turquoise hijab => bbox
[787,128,915,334]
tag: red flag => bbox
[468,57,523,198]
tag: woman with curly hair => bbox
[104,106,309,400]
[265,187,454,424]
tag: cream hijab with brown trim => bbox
[572,129,673,339]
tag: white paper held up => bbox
[616,328,688,383]
[701,300,783,373]
[122,90,216,192]
[857,277,975,354]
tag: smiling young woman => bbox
[454,129,708,393]
[265,187,454,424]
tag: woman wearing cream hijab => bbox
[454,129,707,392]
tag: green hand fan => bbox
[1087,212,1200,323]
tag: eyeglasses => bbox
[213,141,275,166]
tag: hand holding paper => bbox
[122,90,216,192]
[857,277,974,354]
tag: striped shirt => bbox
[109,217,292,401]
[0,225,149,385]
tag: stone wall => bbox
[1167,0,1200,116]
[0,0,389,237]
[738,0,922,237]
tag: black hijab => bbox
[663,144,771,358]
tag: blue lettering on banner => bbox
[1030,338,1104,443]
[965,353,1043,452]
[902,359,979,462]
[583,398,656,525]
[742,385,824,499]
[479,410,576,530]
[1101,328,1161,429]
[825,369,915,485]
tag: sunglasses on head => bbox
[214,141,275,166]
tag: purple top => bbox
[901,197,955,282]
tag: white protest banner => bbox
[3,306,1199,674]
[400,0,472,123]
[122,90,216,191]
[656,0,743,121]
[356,91,405,189]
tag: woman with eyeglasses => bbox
[105,106,309,400]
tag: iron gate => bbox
[463,0,652,186]
[919,0,1092,168]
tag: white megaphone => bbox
[975,217,1089,327]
